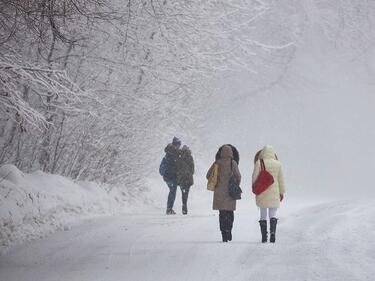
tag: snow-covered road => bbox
[1,198,374,281]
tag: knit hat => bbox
[172,137,181,145]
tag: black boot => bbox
[259,220,268,243]
[227,230,232,241]
[219,211,230,242]
[219,211,226,242]
[182,204,187,215]
[221,231,228,242]
[166,208,176,215]
[270,218,278,243]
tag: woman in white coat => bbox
[252,145,285,243]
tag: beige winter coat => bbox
[252,145,285,208]
[207,145,241,211]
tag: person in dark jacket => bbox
[207,145,241,242]
[162,137,181,215]
[176,145,194,215]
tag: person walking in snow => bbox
[160,137,181,215]
[176,145,195,215]
[252,145,285,243]
[207,144,241,242]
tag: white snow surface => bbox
[1,188,375,281]
[1,166,374,281]
[0,164,149,255]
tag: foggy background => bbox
[154,0,375,201]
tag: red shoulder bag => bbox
[252,159,274,195]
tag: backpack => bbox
[159,157,167,177]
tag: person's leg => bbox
[166,181,177,214]
[268,208,278,219]
[229,211,234,229]
[181,185,190,214]
[219,211,226,232]
[260,208,268,220]
[259,208,268,243]
[269,208,278,243]
[227,211,234,241]
[219,210,228,242]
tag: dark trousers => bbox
[167,181,191,209]
[180,185,190,206]
[166,180,178,209]
[219,210,234,232]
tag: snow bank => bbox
[0,164,148,255]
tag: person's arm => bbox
[252,160,261,184]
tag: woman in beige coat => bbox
[207,145,241,242]
[252,145,285,243]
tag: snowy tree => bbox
[1,0,296,191]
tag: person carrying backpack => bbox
[159,137,181,215]
[252,145,285,243]
[176,145,194,215]
[207,144,241,242]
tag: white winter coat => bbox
[252,145,285,208]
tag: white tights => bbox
[260,208,278,220]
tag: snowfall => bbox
[2,1,375,281]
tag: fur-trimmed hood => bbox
[260,145,277,160]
